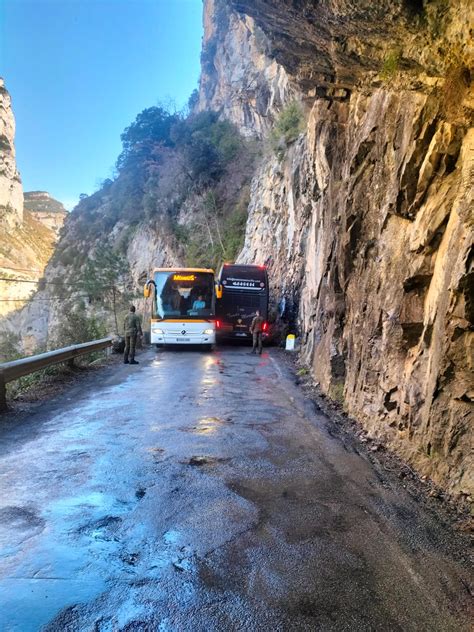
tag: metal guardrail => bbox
[0,337,113,412]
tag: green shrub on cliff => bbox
[380,50,400,82]
[171,111,242,185]
[176,185,250,269]
[270,101,305,159]
[0,331,21,363]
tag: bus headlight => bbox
[203,328,214,335]
[152,327,164,334]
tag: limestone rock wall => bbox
[0,82,65,322]
[201,0,474,495]
[0,79,23,228]
[198,0,294,136]
[24,191,67,236]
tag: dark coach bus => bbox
[215,264,269,341]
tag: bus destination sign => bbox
[173,274,196,282]
[223,277,264,290]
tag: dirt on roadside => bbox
[275,347,474,541]
[3,351,124,414]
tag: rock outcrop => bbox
[0,192,66,321]
[24,191,67,236]
[0,211,59,321]
[0,81,68,323]
[199,0,473,495]
[198,0,293,136]
[0,79,23,228]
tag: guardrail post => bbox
[0,372,7,413]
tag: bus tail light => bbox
[263,322,268,332]
[216,320,221,329]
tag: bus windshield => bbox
[154,270,215,320]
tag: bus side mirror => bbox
[215,284,223,299]
[144,279,155,298]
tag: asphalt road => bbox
[0,347,472,631]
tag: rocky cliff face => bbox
[0,79,23,228]
[24,191,67,236]
[0,193,67,321]
[200,0,473,495]
[198,0,293,136]
[0,81,66,323]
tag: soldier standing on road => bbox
[249,309,264,355]
[123,305,143,365]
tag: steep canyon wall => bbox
[0,82,66,323]
[200,0,473,495]
[0,78,23,229]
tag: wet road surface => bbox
[0,347,472,631]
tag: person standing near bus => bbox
[250,309,264,355]
[124,305,143,365]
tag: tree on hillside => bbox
[171,111,242,186]
[116,106,180,171]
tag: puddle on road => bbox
[182,417,225,435]
[0,576,107,632]
[201,377,219,387]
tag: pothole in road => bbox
[161,532,195,574]
[146,447,166,464]
[187,455,230,467]
[120,551,140,566]
[173,556,194,573]
[77,515,122,541]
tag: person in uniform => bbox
[123,305,143,365]
[249,309,264,355]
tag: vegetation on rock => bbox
[51,105,259,289]
[269,101,305,159]
[380,49,401,82]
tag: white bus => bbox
[144,268,216,349]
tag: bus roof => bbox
[153,267,214,274]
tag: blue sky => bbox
[0,0,203,209]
